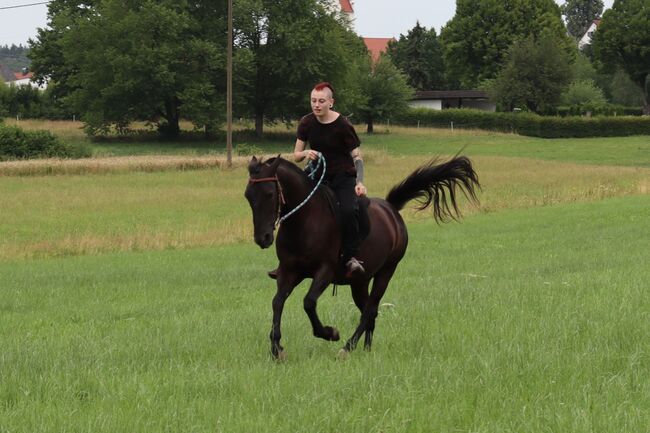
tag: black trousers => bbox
[327,173,361,261]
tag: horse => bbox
[245,154,480,359]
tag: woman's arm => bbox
[294,138,318,162]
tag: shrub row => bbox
[393,108,650,138]
[0,124,90,161]
[553,105,644,117]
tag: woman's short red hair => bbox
[313,82,334,97]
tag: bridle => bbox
[248,154,327,228]
[248,176,286,227]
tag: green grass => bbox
[1,123,649,431]
[363,127,650,167]
[1,195,649,432]
[8,119,650,166]
[88,129,650,167]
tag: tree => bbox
[387,22,445,90]
[30,0,360,137]
[440,0,570,88]
[609,69,645,106]
[593,0,650,114]
[233,0,363,136]
[353,55,414,133]
[30,0,228,138]
[489,35,574,113]
[561,0,604,39]
[562,80,607,106]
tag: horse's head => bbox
[245,156,283,249]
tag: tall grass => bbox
[0,153,648,261]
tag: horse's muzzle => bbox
[255,232,274,249]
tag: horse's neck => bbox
[278,164,330,223]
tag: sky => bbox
[0,0,615,47]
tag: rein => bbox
[248,154,327,228]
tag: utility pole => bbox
[226,0,233,167]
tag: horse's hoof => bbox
[336,348,350,361]
[274,350,288,362]
[324,326,340,341]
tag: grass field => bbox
[1,124,650,432]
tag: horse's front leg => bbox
[304,268,339,341]
[270,270,303,360]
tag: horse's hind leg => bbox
[304,270,339,341]
[351,279,370,313]
[343,264,397,353]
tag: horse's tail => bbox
[385,155,480,222]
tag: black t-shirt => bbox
[297,113,361,179]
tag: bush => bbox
[0,124,91,160]
[392,108,650,138]
[235,143,263,156]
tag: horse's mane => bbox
[265,156,337,215]
[265,157,314,184]
[267,157,303,173]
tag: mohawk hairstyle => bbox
[313,82,334,97]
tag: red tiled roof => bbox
[14,71,33,80]
[363,37,394,63]
[339,0,353,13]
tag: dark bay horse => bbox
[245,155,479,359]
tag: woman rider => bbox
[269,81,366,277]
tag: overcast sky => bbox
[0,0,615,46]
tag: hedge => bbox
[0,124,91,161]
[393,108,650,138]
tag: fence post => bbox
[451,121,454,132]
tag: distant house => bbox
[410,90,496,112]
[339,0,354,16]
[363,37,394,63]
[578,19,601,50]
[333,1,393,63]
[0,67,47,89]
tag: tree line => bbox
[1,0,647,138]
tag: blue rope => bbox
[277,153,326,226]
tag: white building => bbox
[578,19,601,50]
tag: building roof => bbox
[13,71,33,81]
[339,0,354,13]
[414,90,490,100]
[363,37,394,63]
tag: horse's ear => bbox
[270,155,282,172]
[248,156,261,174]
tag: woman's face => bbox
[310,89,334,118]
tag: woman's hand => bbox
[305,150,319,160]
[355,182,367,197]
